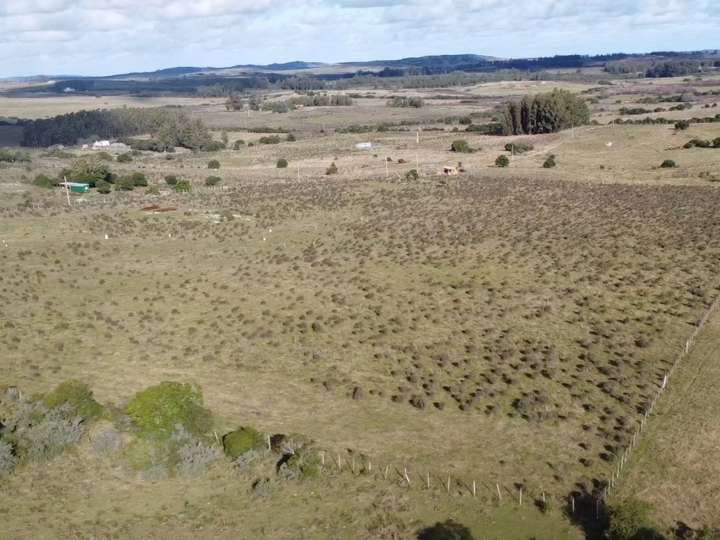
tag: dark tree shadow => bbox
[417,519,474,540]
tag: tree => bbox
[607,498,660,540]
[674,120,690,130]
[500,89,590,135]
[418,519,474,540]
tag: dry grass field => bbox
[1,72,720,538]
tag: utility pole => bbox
[63,176,71,207]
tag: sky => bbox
[0,0,718,77]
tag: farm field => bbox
[1,70,720,539]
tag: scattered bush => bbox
[207,159,221,170]
[277,158,289,168]
[233,140,245,150]
[281,450,322,480]
[259,135,281,145]
[32,174,55,189]
[222,427,265,458]
[64,157,112,187]
[0,148,31,163]
[495,155,510,167]
[205,176,221,186]
[286,134,296,142]
[675,120,690,130]
[116,152,133,163]
[660,159,677,168]
[164,174,178,186]
[504,141,534,154]
[96,179,112,194]
[125,382,212,440]
[387,96,425,108]
[175,180,192,192]
[326,162,338,175]
[543,155,557,168]
[115,177,135,191]
[450,140,473,153]
[43,380,103,420]
[405,169,419,181]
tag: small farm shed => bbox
[59,182,90,193]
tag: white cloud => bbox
[0,0,717,76]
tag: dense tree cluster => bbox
[500,89,590,135]
[21,108,219,151]
[645,60,702,78]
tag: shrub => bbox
[714,137,720,148]
[281,450,322,480]
[233,140,245,150]
[207,159,221,169]
[660,159,677,168]
[125,382,212,440]
[450,140,472,153]
[222,427,265,458]
[543,155,557,168]
[0,440,18,474]
[405,169,419,181]
[387,97,424,108]
[286,134,296,142]
[24,408,84,461]
[326,162,338,175]
[608,498,657,540]
[0,148,31,163]
[115,177,135,191]
[276,158,289,168]
[504,141,534,154]
[177,438,222,475]
[495,155,510,167]
[146,185,160,195]
[129,172,147,187]
[96,179,112,194]
[66,157,112,187]
[116,152,133,163]
[205,176,221,186]
[164,174,178,185]
[259,135,281,145]
[32,174,55,189]
[175,180,192,192]
[674,120,690,130]
[43,380,103,420]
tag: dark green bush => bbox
[450,140,472,153]
[207,159,221,169]
[96,179,112,194]
[0,148,31,163]
[125,382,211,440]
[660,159,677,168]
[164,174,178,185]
[675,120,690,130]
[205,176,221,186]
[276,158,288,168]
[65,158,112,187]
[495,155,510,167]
[116,152,133,163]
[418,519,474,540]
[326,162,338,175]
[115,177,135,191]
[222,427,265,458]
[233,140,245,150]
[543,155,557,168]
[286,134,296,142]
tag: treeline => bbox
[605,59,714,78]
[20,108,218,151]
[500,89,590,135]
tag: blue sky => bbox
[0,0,718,77]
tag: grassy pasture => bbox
[1,72,720,538]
